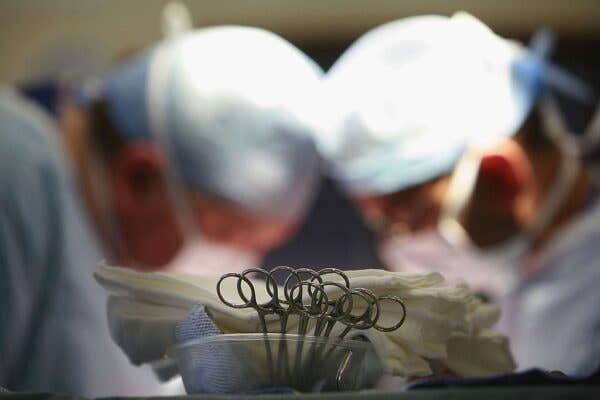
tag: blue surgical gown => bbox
[501,195,600,377]
[0,88,161,396]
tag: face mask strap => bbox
[577,102,600,155]
[438,147,482,249]
[525,94,581,240]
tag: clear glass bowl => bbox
[167,333,384,394]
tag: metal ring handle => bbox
[294,268,323,299]
[240,268,279,311]
[267,266,298,306]
[282,269,303,305]
[374,295,407,332]
[282,268,322,305]
[342,288,380,330]
[289,281,329,318]
[217,273,255,309]
[319,281,354,321]
[317,268,350,288]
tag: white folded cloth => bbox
[95,264,515,379]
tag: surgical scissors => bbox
[217,267,407,337]
[215,267,408,390]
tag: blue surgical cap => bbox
[318,13,541,196]
[97,26,323,220]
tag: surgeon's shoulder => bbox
[536,201,600,288]
[0,87,67,184]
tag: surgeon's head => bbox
[355,110,588,250]
[60,27,322,270]
[319,13,593,263]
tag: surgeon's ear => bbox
[460,140,535,246]
[111,143,183,268]
[112,143,167,211]
[475,139,534,214]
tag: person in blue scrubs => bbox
[0,87,161,395]
[317,13,600,376]
[0,26,322,395]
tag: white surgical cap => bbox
[318,13,537,196]
[100,26,323,219]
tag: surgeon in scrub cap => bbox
[1,27,321,395]
[65,26,322,272]
[319,12,600,376]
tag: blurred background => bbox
[3,0,600,269]
[2,1,600,83]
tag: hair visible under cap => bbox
[88,99,127,163]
